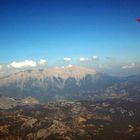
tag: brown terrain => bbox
[0,98,140,140]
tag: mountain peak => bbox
[0,66,96,86]
[42,66,96,79]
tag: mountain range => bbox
[0,66,140,102]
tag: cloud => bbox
[63,57,72,61]
[39,59,46,65]
[0,65,2,69]
[79,57,88,61]
[79,56,99,62]
[9,60,37,68]
[122,62,135,69]
[92,56,99,60]
[79,57,89,62]
[67,64,73,68]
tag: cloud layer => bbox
[79,56,99,62]
[92,56,99,60]
[79,57,89,62]
[63,57,72,61]
[9,60,37,68]
[122,62,135,69]
[39,59,46,65]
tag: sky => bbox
[0,0,140,75]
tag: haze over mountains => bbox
[0,66,140,103]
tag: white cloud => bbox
[67,64,73,68]
[39,59,46,65]
[92,56,98,60]
[63,57,72,61]
[79,57,89,62]
[0,65,2,69]
[9,60,37,68]
[122,62,135,69]
[79,56,99,62]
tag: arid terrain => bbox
[0,98,140,140]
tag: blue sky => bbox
[0,0,140,73]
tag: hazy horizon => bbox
[0,0,140,76]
